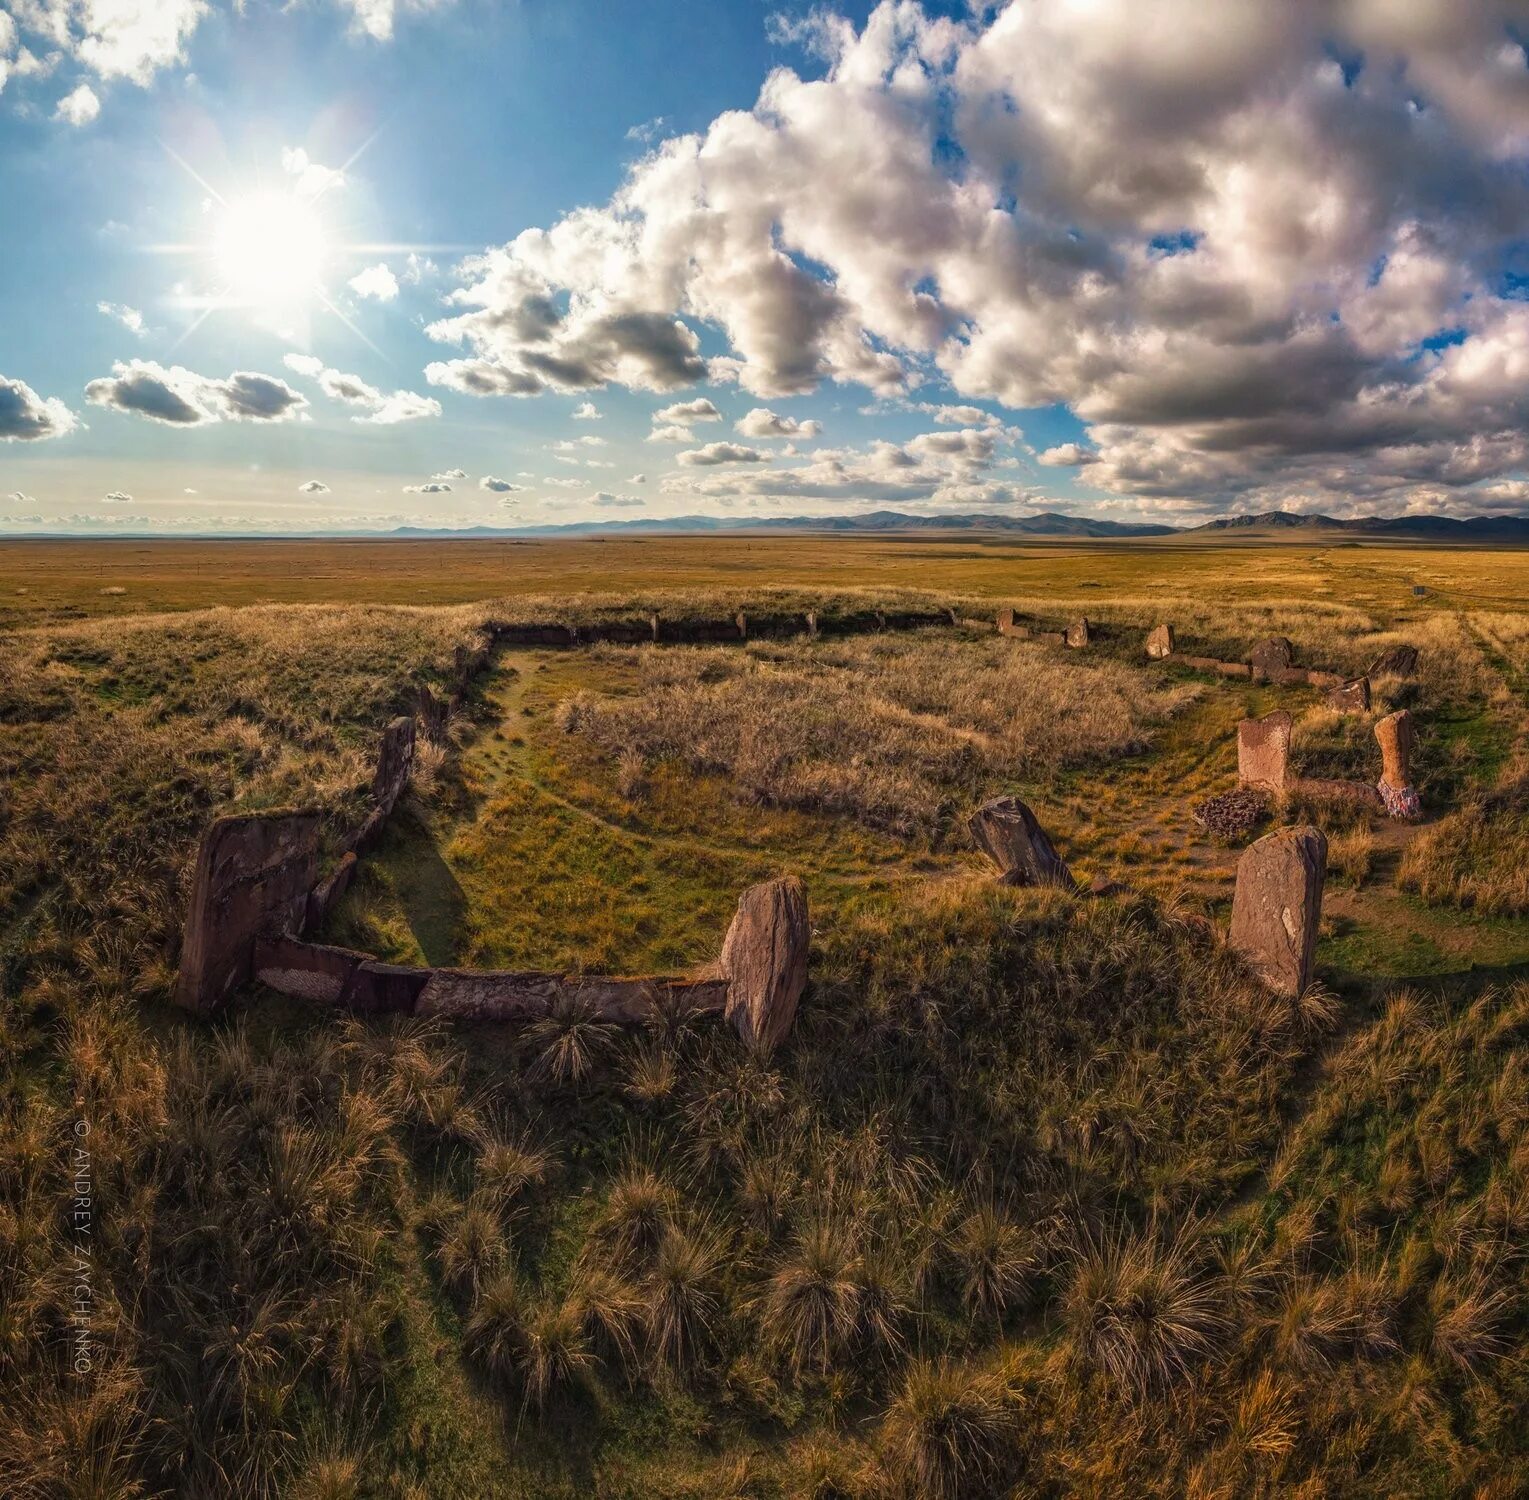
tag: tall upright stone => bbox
[1229,826,1327,998]
[721,877,810,1053]
[1145,623,1174,659]
[1237,710,1293,792]
[1374,709,1420,819]
[968,796,1076,890]
[1065,616,1091,648]
[417,682,446,743]
[176,810,322,1012]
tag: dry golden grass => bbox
[558,632,1197,837]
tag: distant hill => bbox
[387,509,1178,539]
[1192,509,1529,541]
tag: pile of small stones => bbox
[1192,786,1270,843]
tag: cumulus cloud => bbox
[6,491,37,503]
[349,262,399,301]
[55,83,99,125]
[676,442,765,466]
[432,468,467,480]
[479,475,522,492]
[0,374,78,441]
[591,491,644,507]
[646,424,694,444]
[736,407,822,439]
[102,491,132,502]
[571,400,601,420]
[426,0,1529,513]
[9,0,209,86]
[283,353,440,424]
[299,479,331,493]
[1038,443,1093,467]
[283,146,345,198]
[338,0,457,43]
[425,358,545,397]
[550,435,606,450]
[86,360,308,425]
[654,397,721,425]
[403,481,452,493]
[97,301,145,335]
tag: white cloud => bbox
[479,475,522,492]
[1038,443,1093,467]
[626,116,667,143]
[630,473,647,484]
[283,146,345,198]
[282,353,440,424]
[55,83,99,126]
[550,434,606,450]
[571,400,601,420]
[86,361,308,425]
[338,0,456,43]
[349,262,399,301]
[654,397,721,425]
[0,374,78,441]
[591,491,644,507]
[736,407,822,440]
[432,468,467,480]
[427,0,1529,513]
[7,491,37,503]
[404,480,452,493]
[97,301,145,335]
[676,442,765,466]
[102,491,132,502]
[299,479,331,493]
[645,424,694,444]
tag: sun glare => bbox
[212,192,328,311]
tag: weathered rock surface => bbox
[720,876,811,1053]
[1237,710,1293,792]
[373,715,416,814]
[1290,777,1385,811]
[1145,623,1174,659]
[303,851,358,934]
[1326,676,1371,713]
[1229,826,1327,997]
[968,796,1077,889]
[1065,616,1091,648]
[1369,644,1419,678]
[176,811,321,1012]
[1250,636,1296,678]
[1374,708,1415,789]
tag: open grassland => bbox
[2,541,1529,1497]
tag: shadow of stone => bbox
[388,805,469,966]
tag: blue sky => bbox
[3,1,1528,532]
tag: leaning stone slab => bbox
[1250,636,1296,679]
[1229,825,1327,998]
[1326,676,1371,713]
[176,810,322,1012]
[1238,710,1293,792]
[254,934,364,1005]
[303,851,358,934]
[1368,644,1419,679]
[373,715,416,814]
[968,796,1077,890]
[1145,623,1174,659]
[720,876,810,1053]
[1064,616,1091,648]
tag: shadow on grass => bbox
[388,805,469,966]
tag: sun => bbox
[212,191,329,312]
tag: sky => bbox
[4,0,1529,535]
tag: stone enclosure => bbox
[175,601,1423,1039]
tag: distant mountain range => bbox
[383,507,1529,542]
[8,508,1529,542]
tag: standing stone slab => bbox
[1374,709,1420,818]
[1229,826,1327,998]
[1326,676,1371,714]
[373,715,416,814]
[176,810,322,1012]
[1145,623,1174,659]
[1064,616,1091,649]
[417,682,446,744]
[720,876,810,1053]
[1238,710,1293,792]
[1250,636,1296,680]
[968,796,1077,890]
